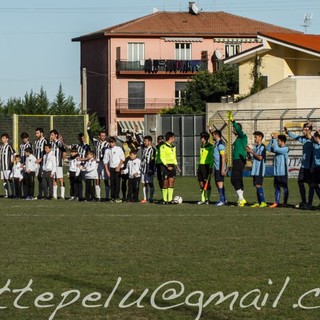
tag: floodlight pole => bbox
[81,67,87,114]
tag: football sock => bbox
[218,188,225,202]
[95,185,101,199]
[283,187,289,204]
[3,182,8,197]
[60,186,65,199]
[168,188,174,202]
[53,185,57,198]
[275,187,281,204]
[257,186,265,203]
[162,188,168,202]
[236,189,244,201]
[143,185,148,201]
[298,182,306,203]
[206,188,211,201]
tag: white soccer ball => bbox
[173,196,183,204]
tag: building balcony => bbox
[116,59,208,76]
[116,98,175,114]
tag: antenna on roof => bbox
[301,13,313,34]
[189,2,200,15]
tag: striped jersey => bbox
[140,146,156,174]
[34,137,48,161]
[87,128,108,161]
[50,140,66,167]
[73,143,91,158]
[0,144,15,171]
[250,144,266,177]
[19,141,32,164]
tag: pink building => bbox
[72,6,298,135]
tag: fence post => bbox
[13,114,19,152]
[84,114,89,144]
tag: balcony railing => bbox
[116,98,176,114]
[116,59,208,75]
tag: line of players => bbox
[199,113,320,208]
[0,123,182,203]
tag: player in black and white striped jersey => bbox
[62,132,90,200]
[0,133,15,198]
[34,128,48,199]
[87,122,109,201]
[140,136,156,203]
[19,132,32,165]
[20,132,32,198]
[49,129,66,199]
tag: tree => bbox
[50,84,79,115]
[249,55,265,95]
[162,65,239,114]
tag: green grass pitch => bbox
[0,177,319,319]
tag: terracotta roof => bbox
[73,11,300,41]
[259,32,320,54]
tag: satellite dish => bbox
[214,49,222,59]
[191,3,200,15]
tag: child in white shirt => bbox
[122,150,141,202]
[68,147,81,201]
[12,155,23,199]
[24,148,37,200]
[82,150,98,202]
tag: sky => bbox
[0,0,320,105]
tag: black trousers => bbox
[69,172,81,198]
[121,173,129,198]
[24,172,35,197]
[42,171,53,199]
[128,177,140,201]
[231,159,246,191]
[85,179,95,201]
[110,168,121,199]
[37,164,44,199]
[14,178,22,198]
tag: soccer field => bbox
[0,177,319,320]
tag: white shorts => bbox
[55,167,64,179]
[98,161,108,180]
[1,170,12,180]
[141,173,154,184]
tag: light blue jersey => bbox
[250,144,266,176]
[312,142,320,168]
[213,140,226,171]
[266,139,289,176]
[287,132,312,169]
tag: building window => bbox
[175,82,187,105]
[128,82,145,110]
[225,44,241,58]
[128,43,145,62]
[175,43,192,60]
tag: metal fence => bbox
[209,108,320,177]
[0,114,89,151]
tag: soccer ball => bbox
[173,196,183,204]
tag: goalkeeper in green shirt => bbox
[197,131,214,204]
[159,132,181,204]
[227,111,248,207]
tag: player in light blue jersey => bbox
[284,122,312,209]
[246,131,267,208]
[266,134,289,208]
[308,131,320,208]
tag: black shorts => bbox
[253,175,263,186]
[197,164,211,183]
[214,169,225,183]
[274,175,288,189]
[298,168,311,183]
[311,167,320,184]
[161,164,176,179]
